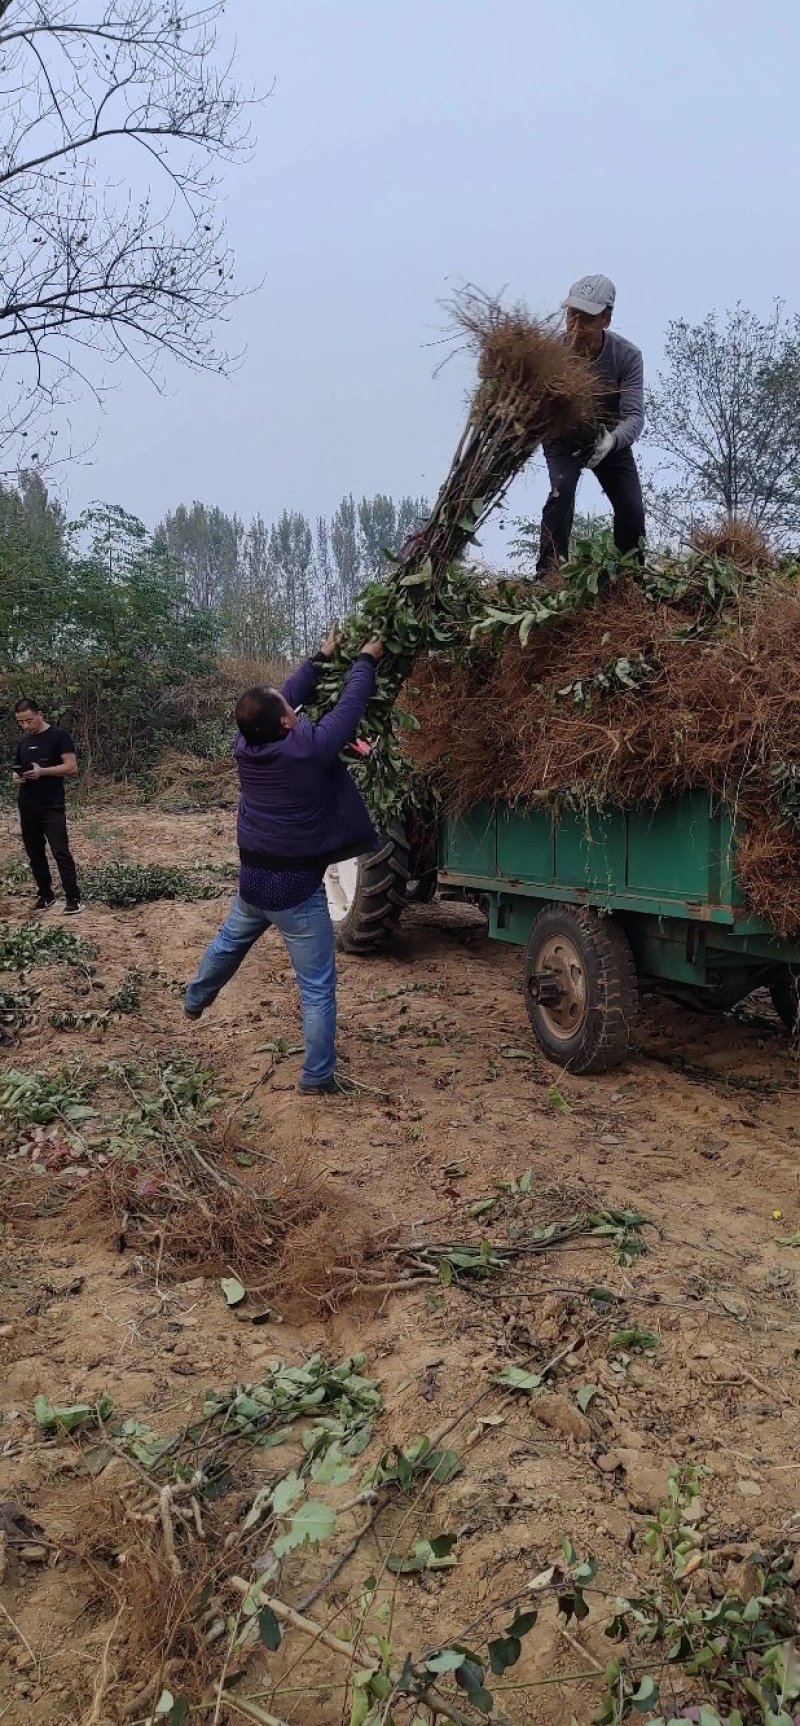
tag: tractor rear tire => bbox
[326,823,410,955]
[524,904,638,1074]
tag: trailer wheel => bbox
[769,967,800,1034]
[325,823,410,954]
[523,905,638,1074]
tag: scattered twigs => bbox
[294,1499,384,1614]
[221,1701,293,1726]
[229,1582,472,1726]
[558,1621,604,1673]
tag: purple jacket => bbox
[236,654,379,869]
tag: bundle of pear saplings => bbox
[311,290,598,827]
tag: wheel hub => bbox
[528,934,588,1039]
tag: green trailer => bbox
[437,792,800,1071]
[327,792,800,1073]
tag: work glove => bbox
[585,425,616,469]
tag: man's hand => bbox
[586,426,616,470]
[320,621,340,659]
[22,762,41,778]
[12,771,21,784]
[360,638,384,660]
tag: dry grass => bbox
[66,1479,251,1720]
[148,749,236,806]
[690,517,775,568]
[736,818,800,934]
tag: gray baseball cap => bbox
[563,273,616,316]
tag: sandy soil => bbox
[1,802,799,1726]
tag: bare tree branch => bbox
[0,1,262,470]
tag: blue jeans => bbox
[186,889,337,1087]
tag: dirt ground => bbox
[2,801,800,1726]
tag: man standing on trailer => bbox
[537,274,645,576]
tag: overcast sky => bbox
[62,0,800,560]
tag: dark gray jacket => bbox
[592,329,644,449]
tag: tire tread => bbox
[333,824,410,954]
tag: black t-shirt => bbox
[14,725,76,809]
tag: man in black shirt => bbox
[12,698,82,913]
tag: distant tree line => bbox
[0,478,430,780]
[154,492,429,660]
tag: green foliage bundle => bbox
[313,559,486,827]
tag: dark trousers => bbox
[19,805,79,900]
[537,437,645,574]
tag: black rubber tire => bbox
[334,822,410,954]
[523,904,638,1075]
[405,870,438,905]
[769,967,800,1034]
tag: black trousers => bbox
[537,437,645,574]
[19,805,79,900]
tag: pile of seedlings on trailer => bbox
[296,289,800,933]
[402,520,800,933]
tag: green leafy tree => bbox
[222,513,289,662]
[330,494,361,611]
[1,499,216,776]
[155,503,241,612]
[646,302,800,542]
[395,494,430,549]
[510,509,609,571]
[269,510,315,655]
[358,494,399,577]
[315,516,337,625]
[358,494,431,578]
[0,473,69,663]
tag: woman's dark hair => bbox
[235,686,286,746]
